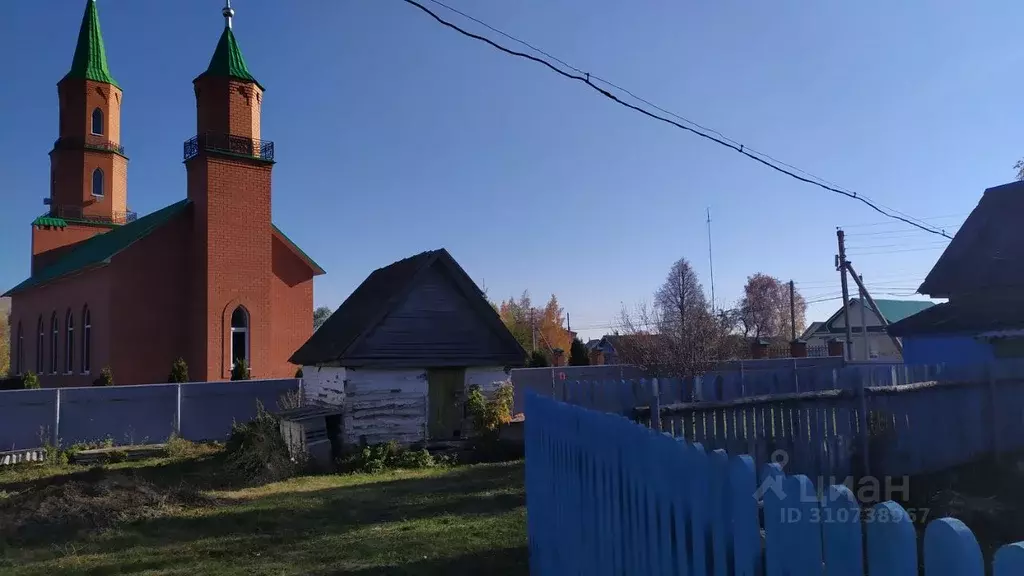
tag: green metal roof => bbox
[872,299,936,323]
[32,216,68,228]
[4,200,190,296]
[63,0,118,87]
[197,26,264,90]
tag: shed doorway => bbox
[427,368,465,439]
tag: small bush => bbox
[93,366,114,386]
[295,367,303,378]
[165,434,199,459]
[340,440,437,474]
[231,359,251,381]
[527,350,550,367]
[466,382,514,436]
[224,401,297,484]
[21,372,40,390]
[168,357,189,383]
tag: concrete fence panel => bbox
[59,384,178,446]
[0,389,58,451]
[179,379,299,441]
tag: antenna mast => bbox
[707,207,716,312]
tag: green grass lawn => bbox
[0,448,527,576]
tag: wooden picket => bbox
[525,392,1024,576]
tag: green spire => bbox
[63,0,118,87]
[199,26,264,90]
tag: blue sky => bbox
[1,0,1020,341]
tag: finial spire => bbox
[222,0,235,29]
[64,0,118,87]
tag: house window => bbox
[230,306,249,369]
[15,322,23,375]
[65,309,74,374]
[82,306,92,374]
[50,313,58,374]
[91,169,104,197]
[91,108,104,135]
[36,316,44,374]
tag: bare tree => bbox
[619,257,732,377]
[1015,158,1024,181]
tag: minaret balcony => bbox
[183,132,274,164]
[52,136,127,158]
[47,204,138,226]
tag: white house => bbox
[801,298,935,360]
[290,249,526,446]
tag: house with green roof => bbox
[4,0,324,386]
[800,298,936,360]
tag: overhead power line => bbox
[402,0,953,239]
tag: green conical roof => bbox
[198,26,264,90]
[63,0,118,87]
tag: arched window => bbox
[50,313,58,374]
[230,306,249,369]
[64,309,74,374]
[91,169,104,197]
[36,316,44,374]
[82,306,92,374]
[91,107,104,135]
[15,322,23,375]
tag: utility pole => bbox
[859,275,869,360]
[707,207,716,312]
[847,263,903,356]
[789,280,796,342]
[530,309,537,352]
[837,229,854,360]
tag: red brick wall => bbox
[8,267,112,388]
[271,234,314,377]
[187,155,273,381]
[108,212,190,386]
[31,223,109,274]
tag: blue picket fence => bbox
[524,361,1024,415]
[525,393,1024,575]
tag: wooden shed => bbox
[290,249,525,446]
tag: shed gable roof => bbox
[289,249,524,366]
[918,181,1024,297]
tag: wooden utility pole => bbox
[847,263,903,356]
[789,279,796,341]
[837,229,854,360]
[859,275,869,360]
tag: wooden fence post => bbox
[856,370,871,478]
[988,362,1000,460]
[651,378,661,432]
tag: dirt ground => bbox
[0,466,219,543]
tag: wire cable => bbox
[401,0,953,239]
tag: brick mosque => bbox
[4,0,324,386]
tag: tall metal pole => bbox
[789,280,796,341]
[837,229,854,360]
[707,207,716,312]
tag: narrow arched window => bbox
[65,309,74,374]
[50,313,58,374]
[36,316,44,374]
[82,306,92,374]
[15,322,23,375]
[230,306,249,369]
[91,169,104,197]
[91,108,103,135]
